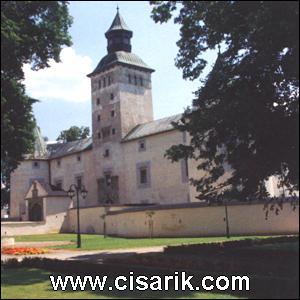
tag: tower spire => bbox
[105,10,133,53]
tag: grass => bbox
[1,268,243,299]
[11,234,276,251]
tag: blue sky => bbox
[24,1,217,141]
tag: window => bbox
[77,155,81,162]
[32,161,40,169]
[57,160,61,167]
[136,161,151,188]
[140,168,147,184]
[97,98,100,105]
[102,127,110,139]
[105,173,112,186]
[104,149,110,158]
[138,140,146,152]
[103,77,106,87]
[124,38,129,44]
[128,74,131,84]
[55,180,63,190]
[111,110,115,118]
[181,158,189,183]
[97,114,101,122]
[97,132,101,139]
[112,128,116,135]
[110,93,114,100]
[98,80,101,89]
[76,176,82,189]
[140,76,144,86]
[108,76,111,86]
[134,75,137,85]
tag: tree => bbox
[57,126,90,143]
[151,1,299,200]
[1,1,72,187]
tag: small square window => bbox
[32,161,40,169]
[111,110,115,117]
[97,98,100,105]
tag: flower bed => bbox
[1,247,48,255]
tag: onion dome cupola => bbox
[105,8,133,53]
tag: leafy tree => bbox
[57,126,90,143]
[151,1,299,200]
[1,1,72,187]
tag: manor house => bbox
[9,10,281,222]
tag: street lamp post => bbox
[67,184,88,248]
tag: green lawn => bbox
[11,233,275,251]
[1,268,243,299]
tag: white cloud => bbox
[23,47,93,103]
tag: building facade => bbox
[9,11,282,221]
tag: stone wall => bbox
[66,201,299,237]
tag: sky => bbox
[23,1,217,141]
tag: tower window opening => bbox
[140,77,144,86]
[103,77,106,87]
[98,80,101,89]
[134,75,137,85]
[96,98,100,105]
[128,74,131,84]
[111,110,115,118]
[108,76,111,86]
[97,114,101,122]
[97,132,101,139]
[110,93,114,100]
[112,128,116,135]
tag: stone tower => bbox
[87,9,155,148]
